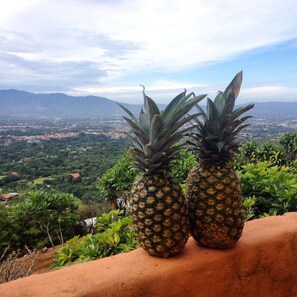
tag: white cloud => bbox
[72,81,207,95]
[242,86,286,96]
[69,81,208,103]
[240,86,297,102]
[0,0,297,102]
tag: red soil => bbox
[19,246,58,275]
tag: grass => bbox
[33,177,53,184]
[0,175,6,180]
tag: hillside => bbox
[0,89,297,120]
[248,102,297,119]
[0,89,140,119]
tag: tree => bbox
[279,133,297,163]
[239,162,297,217]
[0,205,10,255]
[98,152,136,210]
[171,149,198,183]
[10,191,79,248]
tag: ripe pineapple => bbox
[120,88,206,257]
[186,71,254,249]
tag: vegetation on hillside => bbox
[0,131,296,272]
[0,191,79,255]
[98,133,297,220]
[53,210,138,268]
[0,134,129,202]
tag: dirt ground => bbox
[33,247,58,274]
[0,246,61,285]
[20,246,59,275]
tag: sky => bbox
[0,0,297,104]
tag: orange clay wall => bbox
[1,212,297,297]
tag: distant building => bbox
[69,173,80,179]
[9,171,19,176]
[0,192,19,202]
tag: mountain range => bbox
[0,89,297,120]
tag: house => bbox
[0,192,19,202]
[69,173,80,179]
[9,171,19,176]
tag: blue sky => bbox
[0,0,297,104]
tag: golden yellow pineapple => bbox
[120,88,206,257]
[130,174,188,256]
[186,71,254,248]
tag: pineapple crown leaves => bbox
[119,87,206,174]
[188,71,254,165]
[214,71,243,116]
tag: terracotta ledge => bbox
[1,213,297,297]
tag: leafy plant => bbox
[9,191,79,249]
[98,152,136,209]
[236,140,286,168]
[236,133,297,169]
[239,161,297,217]
[172,149,198,182]
[279,133,297,164]
[243,196,256,221]
[0,205,10,255]
[256,142,285,166]
[53,210,138,268]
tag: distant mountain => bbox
[0,89,140,119]
[248,102,297,119]
[0,89,296,120]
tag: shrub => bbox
[8,191,79,250]
[53,210,139,268]
[279,132,297,163]
[243,196,256,221]
[0,205,10,255]
[172,150,198,182]
[98,152,136,209]
[239,162,297,217]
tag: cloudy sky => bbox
[0,0,297,104]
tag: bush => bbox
[53,210,139,268]
[239,162,297,217]
[172,150,198,182]
[0,205,10,255]
[98,152,136,209]
[237,133,297,169]
[6,191,79,251]
[279,133,297,163]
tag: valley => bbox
[0,114,296,205]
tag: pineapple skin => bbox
[186,165,244,249]
[130,173,189,258]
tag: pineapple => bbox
[120,88,206,257]
[186,71,254,249]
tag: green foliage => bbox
[256,142,285,166]
[279,133,297,163]
[243,196,256,221]
[171,150,198,182]
[0,205,10,255]
[5,191,79,251]
[0,135,129,202]
[236,140,285,168]
[239,141,258,163]
[53,210,138,267]
[291,160,297,174]
[237,133,297,169]
[239,162,297,217]
[98,152,136,202]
